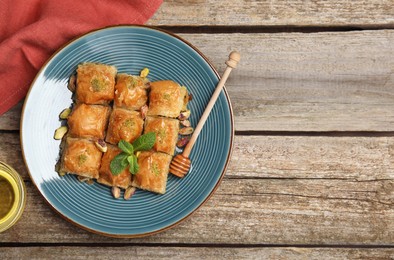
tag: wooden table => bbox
[1,1,394,259]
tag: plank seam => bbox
[0,243,393,248]
[4,130,394,137]
[235,131,394,137]
[156,25,394,34]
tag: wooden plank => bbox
[1,247,394,259]
[148,0,394,27]
[1,31,394,131]
[1,178,392,244]
[192,30,394,132]
[0,101,22,130]
[2,133,394,181]
[230,135,394,180]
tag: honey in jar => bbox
[0,162,26,232]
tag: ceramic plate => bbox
[21,25,233,237]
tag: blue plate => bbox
[21,25,234,237]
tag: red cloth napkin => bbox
[0,0,162,115]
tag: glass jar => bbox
[0,161,26,233]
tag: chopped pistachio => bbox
[91,78,105,92]
[178,110,191,120]
[77,176,90,182]
[140,68,149,78]
[123,119,134,128]
[54,126,68,140]
[78,154,88,166]
[68,74,76,92]
[151,162,160,176]
[127,77,137,89]
[179,127,194,135]
[163,93,171,100]
[95,139,107,152]
[177,136,190,148]
[124,187,136,200]
[59,108,71,119]
[157,129,166,143]
[180,120,191,127]
[112,186,121,199]
[179,126,194,135]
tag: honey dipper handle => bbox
[182,51,240,157]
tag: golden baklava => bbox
[60,138,102,179]
[147,80,188,118]
[105,107,144,145]
[76,62,117,105]
[98,144,132,189]
[131,151,172,194]
[114,73,148,111]
[144,116,179,156]
[67,103,111,140]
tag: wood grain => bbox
[2,133,390,244]
[1,179,392,244]
[0,133,394,181]
[149,0,394,27]
[2,31,394,131]
[1,247,393,259]
[2,133,394,181]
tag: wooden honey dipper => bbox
[170,51,240,178]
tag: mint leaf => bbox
[118,140,134,154]
[127,155,139,175]
[110,153,129,175]
[132,132,156,151]
[133,155,139,173]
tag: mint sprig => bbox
[132,132,156,151]
[109,153,129,176]
[110,132,156,175]
[118,140,134,154]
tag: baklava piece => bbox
[131,151,172,194]
[76,62,117,104]
[144,116,179,155]
[147,80,188,118]
[67,103,111,140]
[105,107,144,145]
[114,73,148,111]
[98,144,131,189]
[60,138,102,179]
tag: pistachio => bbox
[136,151,141,158]
[58,171,66,177]
[124,186,136,200]
[68,74,76,92]
[54,126,68,140]
[178,110,191,120]
[95,139,107,152]
[77,176,90,182]
[179,127,194,135]
[177,136,190,148]
[112,186,121,199]
[140,105,148,119]
[180,120,191,127]
[59,108,71,119]
[55,162,61,172]
[140,68,149,78]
